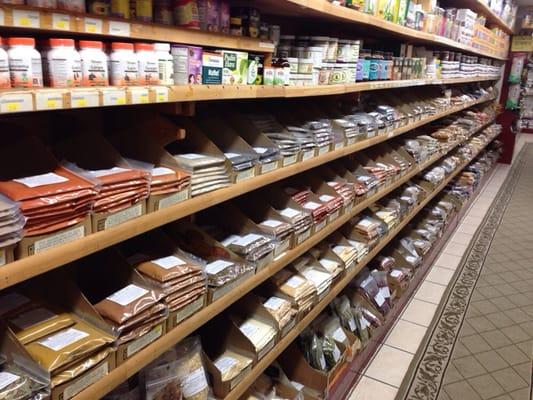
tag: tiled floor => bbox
[348,134,533,400]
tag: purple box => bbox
[171,45,203,85]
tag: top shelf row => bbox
[0,1,509,60]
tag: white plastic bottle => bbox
[110,42,139,86]
[135,43,159,85]
[79,40,108,86]
[154,42,173,85]
[46,38,76,87]
[0,38,10,88]
[7,37,43,88]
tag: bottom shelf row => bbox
[0,124,502,400]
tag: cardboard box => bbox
[194,117,259,183]
[17,216,92,259]
[0,244,14,266]
[92,200,146,233]
[115,322,166,365]
[202,51,223,84]
[202,318,255,397]
[219,50,249,85]
[164,220,253,303]
[167,294,206,331]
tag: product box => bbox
[301,175,347,222]
[202,51,223,84]
[328,231,362,270]
[309,242,348,281]
[233,193,295,259]
[165,220,254,303]
[71,249,169,366]
[196,203,275,271]
[248,53,265,85]
[246,293,296,338]
[266,187,313,246]
[202,318,255,397]
[17,217,92,259]
[194,116,259,183]
[92,200,147,233]
[278,343,330,400]
[219,50,249,84]
[0,244,14,266]
[167,294,206,331]
[110,130,192,213]
[221,112,283,175]
[0,275,117,400]
[171,45,203,85]
[229,298,279,360]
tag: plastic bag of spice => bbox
[174,337,209,400]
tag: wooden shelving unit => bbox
[73,121,497,400]
[0,4,274,52]
[469,0,514,34]
[0,96,495,290]
[253,0,508,60]
[0,76,499,114]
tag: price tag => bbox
[129,88,149,104]
[35,91,64,110]
[84,17,102,34]
[0,9,5,26]
[153,86,169,103]
[0,93,33,113]
[13,9,40,28]
[101,88,127,106]
[70,90,99,108]
[52,13,70,30]
[108,20,130,36]
[259,42,275,49]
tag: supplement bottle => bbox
[58,0,85,11]
[46,38,77,88]
[154,43,173,85]
[131,0,153,22]
[110,42,139,85]
[79,40,109,86]
[135,43,159,85]
[7,37,43,88]
[0,37,9,88]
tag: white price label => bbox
[107,284,148,306]
[108,20,131,36]
[14,172,68,188]
[84,17,103,34]
[0,94,33,113]
[129,88,149,104]
[206,260,233,274]
[152,255,186,269]
[71,91,99,108]
[52,13,70,30]
[0,9,5,26]
[35,91,64,110]
[153,86,169,103]
[102,89,127,106]
[13,9,40,28]
[39,328,89,351]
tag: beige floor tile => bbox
[401,299,438,327]
[444,242,469,257]
[457,223,479,235]
[348,376,398,400]
[449,232,474,246]
[385,320,427,354]
[364,345,413,387]
[452,355,487,378]
[415,281,447,304]
[443,380,482,400]
[491,368,529,392]
[496,345,531,366]
[509,388,530,400]
[480,330,513,349]
[474,350,509,372]
[467,374,506,399]
[435,253,463,270]
[426,266,456,285]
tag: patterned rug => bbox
[398,144,533,400]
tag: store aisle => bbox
[350,144,533,400]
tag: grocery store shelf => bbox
[253,0,508,60]
[0,4,274,53]
[0,96,495,291]
[469,0,514,34]
[222,134,498,400]
[72,119,496,400]
[0,76,500,114]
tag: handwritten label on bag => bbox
[214,356,238,374]
[182,367,208,398]
[264,296,285,310]
[0,372,20,390]
[152,255,186,269]
[107,284,148,306]
[39,328,89,351]
[261,219,283,228]
[151,167,174,176]
[205,260,233,274]
[14,172,68,188]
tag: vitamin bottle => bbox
[154,43,173,85]
[110,42,139,85]
[131,0,153,22]
[46,38,76,87]
[0,37,9,88]
[135,43,159,85]
[7,37,43,88]
[111,0,130,18]
[79,40,109,86]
